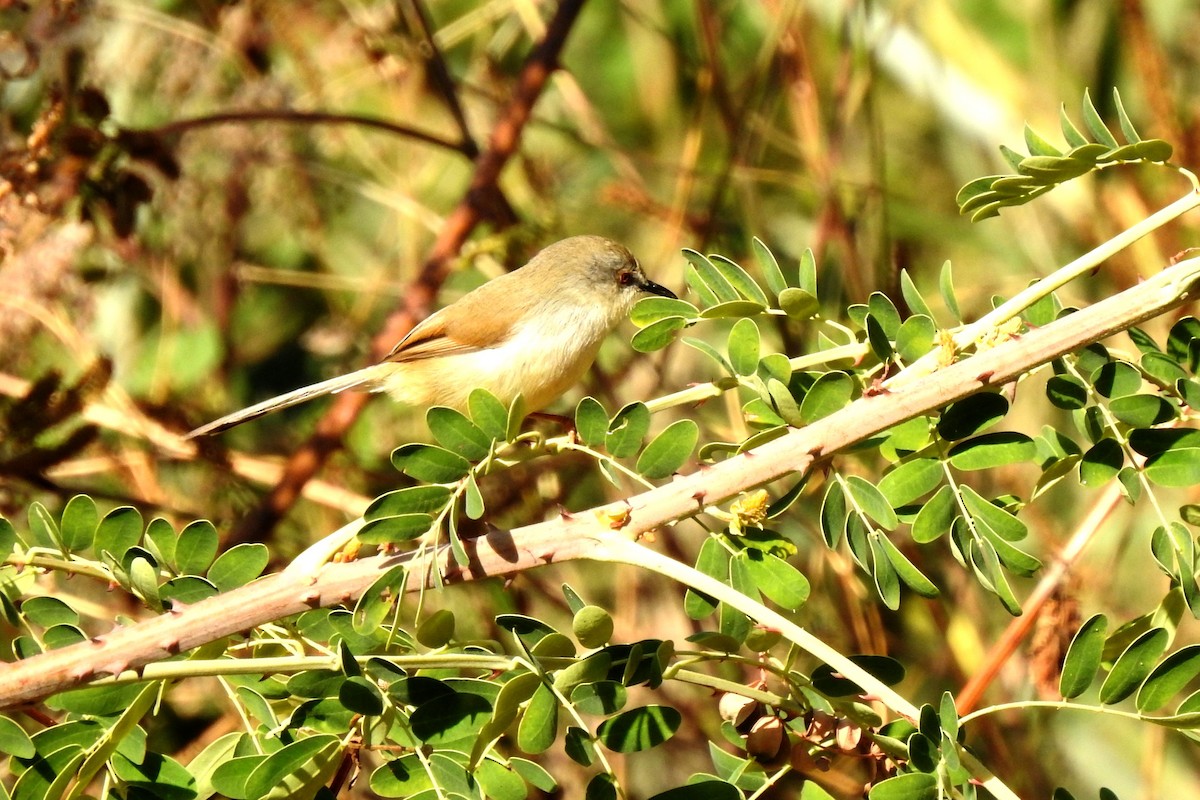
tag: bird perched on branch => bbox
[187,235,676,438]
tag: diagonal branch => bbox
[6,254,1200,715]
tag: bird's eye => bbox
[617,270,635,286]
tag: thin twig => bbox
[147,109,469,154]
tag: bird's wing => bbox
[382,294,518,364]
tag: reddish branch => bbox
[226,0,589,544]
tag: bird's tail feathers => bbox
[185,364,390,439]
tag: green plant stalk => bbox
[83,653,521,685]
[960,699,1200,729]
[588,534,1020,800]
[893,185,1200,386]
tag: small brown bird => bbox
[187,236,675,437]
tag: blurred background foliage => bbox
[3,0,1200,796]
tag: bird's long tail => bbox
[185,363,391,438]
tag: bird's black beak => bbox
[638,277,677,299]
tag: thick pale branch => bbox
[3,257,1200,711]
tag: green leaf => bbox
[899,270,935,320]
[510,757,557,793]
[1079,438,1124,486]
[868,771,938,800]
[469,388,509,441]
[1112,88,1141,143]
[912,484,956,544]
[630,296,699,326]
[476,759,528,800]
[358,514,435,544]
[349,572,405,639]
[595,705,681,752]
[868,533,901,609]
[410,692,493,745]
[1131,427,1200,457]
[1024,123,1062,156]
[368,754,433,797]
[20,596,78,627]
[110,751,198,800]
[685,537,725,619]
[801,371,855,422]
[1141,351,1185,383]
[895,315,936,363]
[130,555,162,610]
[812,655,905,696]
[632,316,688,352]
[46,682,145,717]
[517,683,559,754]
[867,292,902,339]
[1046,375,1089,409]
[636,420,699,479]
[959,488,1029,547]
[948,432,1036,470]
[865,315,894,361]
[427,406,492,460]
[1082,88,1119,148]
[846,476,899,530]
[175,520,219,575]
[571,681,627,716]
[739,550,810,609]
[1110,395,1175,427]
[28,501,61,549]
[779,287,819,319]
[1060,102,1088,147]
[145,517,178,572]
[59,494,97,552]
[939,261,961,323]
[242,734,340,800]
[683,249,738,302]
[366,485,453,520]
[765,378,804,427]
[752,237,788,297]
[1144,448,1200,488]
[0,714,34,759]
[339,675,385,715]
[683,336,735,374]
[607,402,651,459]
[464,471,485,519]
[575,396,609,447]
[874,533,939,598]
[1100,627,1170,704]
[207,543,269,591]
[1060,614,1107,698]
[1092,360,1143,398]
[968,538,1023,615]
[727,318,760,376]
[649,780,742,800]
[798,248,817,296]
[698,300,768,319]
[0,515,15,557]
[820,480,849,549]
[587,773,619,800]
[391,443,471,483]
[937,392,1009,441]
[94,506,143,559]
[1136,644,1200,712]
[878,458,943,508]
[710,253,770,306]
